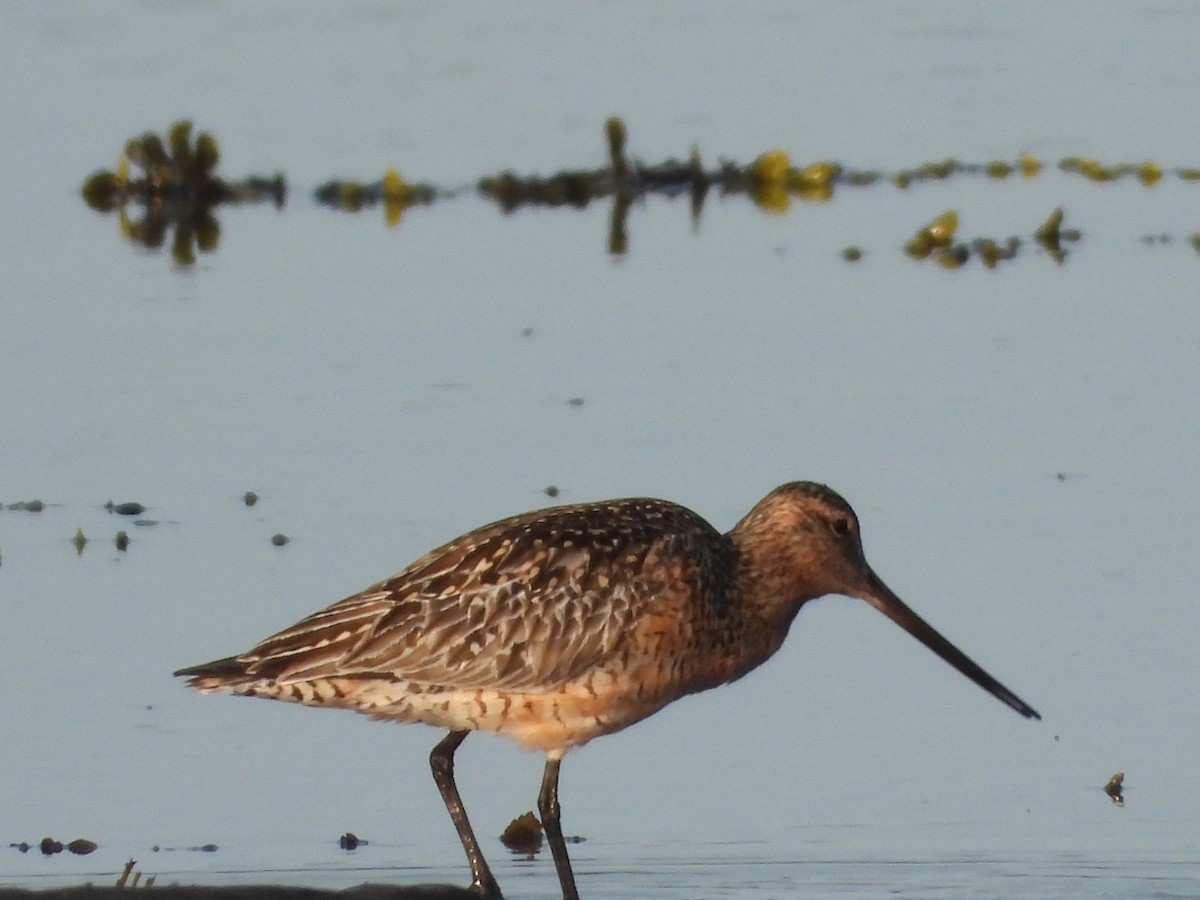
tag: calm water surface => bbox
[1,2,1198,897]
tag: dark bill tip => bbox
[859,572,1041,721]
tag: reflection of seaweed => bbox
[479,117,713,228]
[82,117,1200,265]
[81,120,285,266]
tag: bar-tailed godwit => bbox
[177,481,1039,899]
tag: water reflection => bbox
[80,120,285,266]
[79,117,1200,265]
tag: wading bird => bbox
[177,481,1039,899]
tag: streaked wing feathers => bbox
[236,499,726,692]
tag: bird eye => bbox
[831,517,852,537]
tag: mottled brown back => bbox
[212,498,738,693]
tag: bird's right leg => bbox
[539,754,579,900]
[430,730,502,897]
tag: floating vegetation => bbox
[500,811,543,855]
[905,207,1080,269]
[115,530,130,551]
[82,118,1200,264]
[243,490,259,507]
[313,168,436,226]
[985,160,1013,179]
[1105,772,1125,806]
[9,837,96,856]
[904,210,959,260]
[74,528,88,555]
[971,237,1021,269]
[1060,156,1172,186]
[7,500,44,512]
[81,120,285,266]
[1033,206,1082,263]
[747,149,792,213]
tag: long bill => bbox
[856,568,1041,720]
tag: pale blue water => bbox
[1,1,1198,897]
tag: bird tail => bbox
[174,656,256,692]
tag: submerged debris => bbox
[107,501,147,516]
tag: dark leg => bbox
[538,755,579,900]
[430,730,502,897]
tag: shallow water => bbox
[2,1,1199,897]
[7,843,1199,899]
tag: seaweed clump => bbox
[313,169,437,227]
[81,120,286,265]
